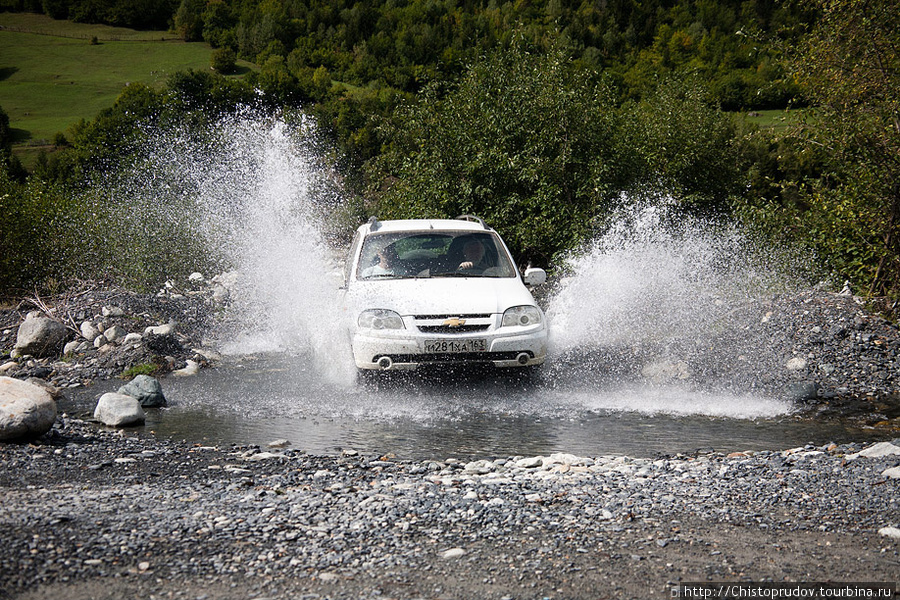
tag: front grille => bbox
[414,313,493,334]
[418,324,490,334]
[415,314,491,320]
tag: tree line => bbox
[2,0,804,109]
[1,0,899,306]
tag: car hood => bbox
[346,277,539,316]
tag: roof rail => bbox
[367,216,380,231]
[456,214,489,229]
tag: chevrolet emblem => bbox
[443,317,466,328]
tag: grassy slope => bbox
[0,13,235,164]
[743,108,802,132]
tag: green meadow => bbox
[0,13,233,163]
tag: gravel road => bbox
[2,418,898,600]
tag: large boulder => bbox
[15,312,70,357]
[94,393,145,427]
[117,374,166,407]
[0,376,57,441]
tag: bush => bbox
[372,44,628,266]
[210,47,237,74]
[0,170,94,293]
[371,47,748,266]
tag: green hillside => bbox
[0,13,244,163]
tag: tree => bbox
[174,0,205,41]
[371,44,628,265]
[625,76,743,214]
[791,0,900,296]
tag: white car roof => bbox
[359,218,493,235]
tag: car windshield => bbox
[356,231,518,280]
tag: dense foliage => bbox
[1,0,899,306]
[737,0,900,298]
[182,0,806,112]
[2,0,805,108]
[371,44,744,264]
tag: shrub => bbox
[210,47,237,74]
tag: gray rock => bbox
[117,374,166,407]
[15,312,70,358]
[0,376,57,440]
[104,325,127,342]
[101,306,125,317]
[882,466,900,479]
[80,320,100,341]
[144,323,176,336]
[439,547,466,559]
[94,392,145,427]
[786,357,808,371]
[846,442,900,460]
[172,360,199,377]
[785,380,819,402]
[515,456,543,469]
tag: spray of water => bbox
[94,110,355,384]
[547,197,805,350]
[543,196,812,415]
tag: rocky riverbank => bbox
[2,282,900,598]
[1,417,899,599]
[0,278,226,388]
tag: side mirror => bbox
[523,267,547,286]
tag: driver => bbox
[457,239,488,271]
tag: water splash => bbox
[543,197,812,409]
[96,115,810,429]
[95,110,355,384]
[546,198,804,351]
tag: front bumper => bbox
[351,315,548,370]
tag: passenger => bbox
[361,245,400,277]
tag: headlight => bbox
[501,305,542,328]
[358,309,405,330]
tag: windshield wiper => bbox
[432,271,484,278]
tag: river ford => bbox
[2,285,900,598]
[1,418,899,599]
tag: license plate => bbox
[424,339,486,353]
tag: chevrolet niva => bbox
[342,216,548,371]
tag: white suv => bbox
[343,216,548,371]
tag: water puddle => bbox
[64,353,879,461]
